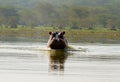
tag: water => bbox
[0,42,120,82]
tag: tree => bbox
[0,6,19,28]
[19,9,38,28]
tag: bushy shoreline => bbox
[0,27,120,43]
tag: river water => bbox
[0,42,120,82]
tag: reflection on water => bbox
[0,42,120,82]
[48,50,68,74]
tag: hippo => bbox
[47,31,68,49]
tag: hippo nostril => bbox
[57,38,60,41]
[54,38,60,41]
[47,31,68,49]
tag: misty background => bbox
[0,0,120,30]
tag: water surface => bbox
[0,42,120,82]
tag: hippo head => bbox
[47,31,68,49]
[49,31,65,41]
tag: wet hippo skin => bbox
[47,31,68,49]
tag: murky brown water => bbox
[0,42,120,82]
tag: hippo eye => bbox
[52,33,56,37]
[58,33,64,38]
[55,32,58,34]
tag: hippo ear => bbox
[62,31,65,35]
[49,32,52,35]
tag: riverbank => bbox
[0,27,120,43]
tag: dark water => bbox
[0,42,120,82]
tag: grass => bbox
[0,26,120,43]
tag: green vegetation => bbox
[0,27,119,43]
[0,0,120,43]
[0,0,120,30]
